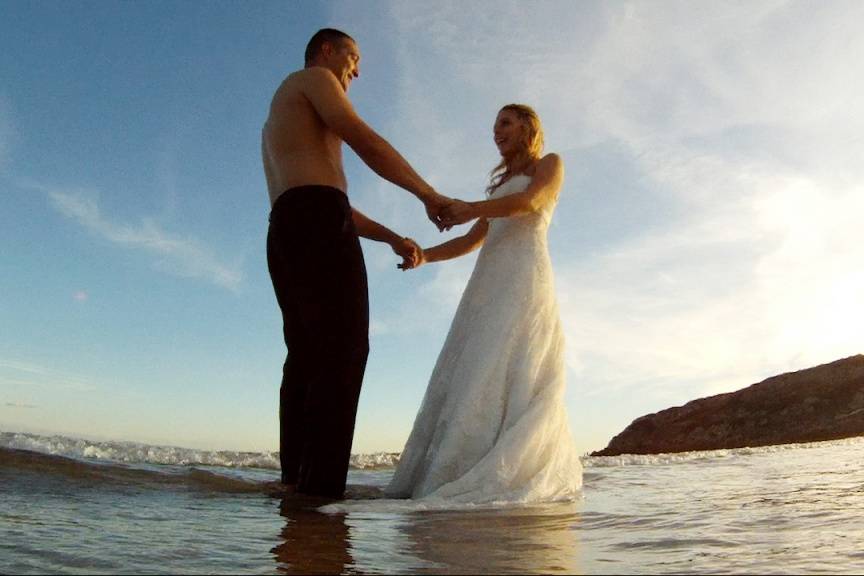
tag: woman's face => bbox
[493,109,525,158]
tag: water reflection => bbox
[273,492,583,575]
[271,496,354,575]
[390,504,583,574]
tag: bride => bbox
[385,104,582,504]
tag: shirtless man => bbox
[262,28,451,498]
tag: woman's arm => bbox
[420,218,489,265]
[442,153,564,226]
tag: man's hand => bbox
[423,192,455,232]
[392,237,424,270]
[440,199,477,228]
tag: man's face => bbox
[326,38,360,92]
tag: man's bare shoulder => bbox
[281,67,338,92]
[272,69,343,115]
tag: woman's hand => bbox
[422,192,455,231]
[440,199,478,228]
[393,237,425,270]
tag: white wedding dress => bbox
[385,174,582,504]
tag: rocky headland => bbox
[593,355,864,456]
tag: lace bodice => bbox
[487,174,555,225]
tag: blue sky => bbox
[2,0,863,456]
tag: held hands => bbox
[423,192,478,231]
[398,189,476,271]
[423,192,456,231]
[392,237,425,270]
[439,199,476,228]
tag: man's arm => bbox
[352,208,421,269]
[301,68,450,225]
[352,208,402,244]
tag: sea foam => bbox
[0,431,399,470]
[4,430,862,472]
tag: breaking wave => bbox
[0,431,400,471]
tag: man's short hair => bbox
[305,28,354,66]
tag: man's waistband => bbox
[270,185,349,216]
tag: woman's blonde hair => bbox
[487,104,545,195]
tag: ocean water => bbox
[2,431,863,574]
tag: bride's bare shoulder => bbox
[540,153,562,168]
[526,153,563,177]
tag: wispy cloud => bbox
[558,149,864,406]
[5,402,36,409]
[25,181,243,291]
[339,1,864,415]
[0,359,70,379]
[547,0,864,402]
[0,358,97,393]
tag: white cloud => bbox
[558,150,864,404]
[373,1,864,154]
[390,1,864,374]
[29,181,243,291]
[332,1,864,447]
